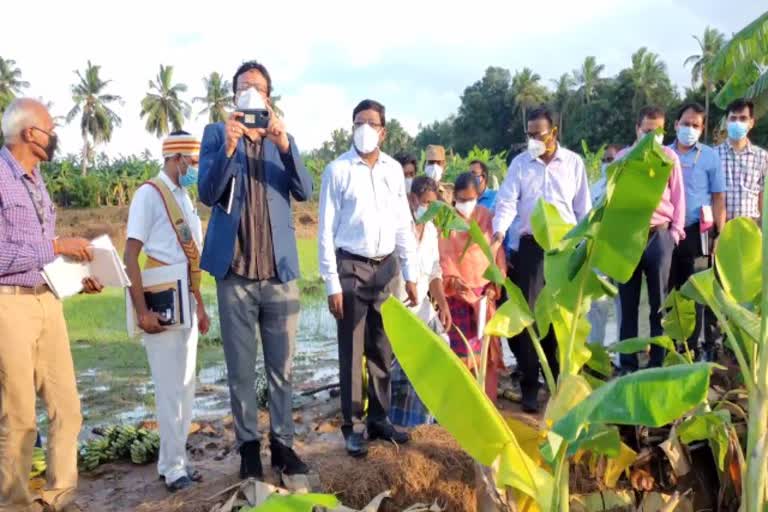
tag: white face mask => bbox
[353,124,380,154]
[638,130,664,145]
[404,177,414,193]
[236,87,266,110]
[527,138,547,159]
[425,163,443,181]
[415,204,428,219]
[455,199,477,218]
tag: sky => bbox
[1,1,764,159]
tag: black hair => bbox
[605,143,623,153]
[469,159,488,178]
[411,176,438,197]
[454,172,479,195]
[676,102,705,121]
[353,99,386,127]
[726,98,755,118]
[232,61,272,96]
[395,152,418,169]
[527,106,554,127]
[637,106,665,126]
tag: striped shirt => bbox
[717,141,768,220]
[0,147,56,287]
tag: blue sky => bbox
[1,0,763,158]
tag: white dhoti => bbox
[142,308,198,484]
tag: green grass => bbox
[66,238,320,371]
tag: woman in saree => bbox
[439,172,506,401]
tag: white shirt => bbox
[318,148,418,296]
[493,145,592,237]
[126,171,203,264]
[397,221,441,306]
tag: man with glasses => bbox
[0,98,102,512]
[668,103,725,361]
[717,98,768,224]
[318,99,419,456]
[198,61,313,481]
[492,106,591,413]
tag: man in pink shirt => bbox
[616,106,685,371]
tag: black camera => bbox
[239,109,270,129]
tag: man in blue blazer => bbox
[198,61,312,481]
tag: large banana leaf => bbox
[549,364,712,444]
[662,290,696,341]
[531,199,574,251]
[709,10,768,78]
[590,134,674,283]
[714,217,762,303]
[485,281,534,338]
[677,409,731,470]
[381,297,554,508]
[680,268,717,307]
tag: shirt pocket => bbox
[740,170,761,193]
[1,201,40,239]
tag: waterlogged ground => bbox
[41,299,339,436]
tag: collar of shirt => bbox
[0,147,38,182]
[670,140,702,154]
[158,170,180,192]
[724,139,755,156]
[344,146,393,169]
[528,144,564,164]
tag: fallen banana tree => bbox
[383,131,715,510]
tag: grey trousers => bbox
[216,274,300,447]
[337,252,399,435]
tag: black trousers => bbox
[508,236,560,401]
[619,227,675,370]
[336,251,398,436]
[668,224,720,357]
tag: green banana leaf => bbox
[585,342,613,377]
[417,200,469,238]
[549,364,712,444]
[680,268,717,307]
[591,134,674,283]
[244,493,340,511]
[485,281,534,339]
[677,409,731,470]
[550,302,593,376]
[714,217,762,303]
[381,297,554,508]
[566,425,621,458]
[467,220,506,286]
[607,336,676,354]
[531,199,574,251]
[662,290,696,341]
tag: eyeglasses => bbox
[353,120,383,129]
[236,83,269,95]
[526,131,551,141]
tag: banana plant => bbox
[384,132,714,510]
[677,212,768,511]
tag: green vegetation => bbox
[139,64,190,138]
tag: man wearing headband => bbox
[124,130,209,493]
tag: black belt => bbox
[337,249,392,266]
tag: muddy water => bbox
[66,299,339,435]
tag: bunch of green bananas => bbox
[109,425,139,459]
[79,437,111,472]
[29,447,47,479]
[129,429,160,465]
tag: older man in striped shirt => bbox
[0,98,101,512]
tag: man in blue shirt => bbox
[668,102,726,361]
[470,160,497,211]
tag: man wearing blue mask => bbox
[470,160,496,210]
[124,131,209,492]
[717,98,768,224]
[668,103,725,361]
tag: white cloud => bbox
[1,0,763,158]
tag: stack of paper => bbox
[41,235,131,299]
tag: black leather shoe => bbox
[521,394,540,414]
[368,421,410,444]
[239,440,263,479]
[166,475,193,493]
[270,437,309,475]
[345,432,368,458]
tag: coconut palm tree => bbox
[572,56,605,105]
[629,47,668,113]
[512,68,549,133]
[66,61,122,176]
[193,72,233,123]
[550,74,575,138]
[140,65,190,138]
[0,57,29,111]
[684,26,726,141]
